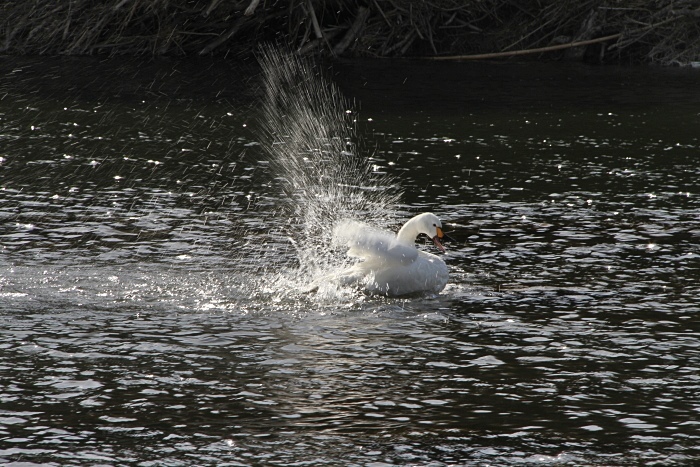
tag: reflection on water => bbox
[1,57,699,465]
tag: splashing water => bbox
[0,50,406,314]
[253,47,401,294]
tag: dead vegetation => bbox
[1,0,699,65]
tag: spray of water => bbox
[254,46,401,291]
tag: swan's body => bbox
[319,213,449,296]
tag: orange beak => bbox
[432,226,446,252]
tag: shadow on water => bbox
[1,54,699,465]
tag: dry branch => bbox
[199,14,249,55]
[429,33,623,60]
[332,5,370,55]
[244,0,261,16]
[203,0,222,17]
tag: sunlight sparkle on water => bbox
[1,48,700,467]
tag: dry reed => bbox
[1,0,698,65]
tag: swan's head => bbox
[413,212,446,253]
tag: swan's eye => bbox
[432,223,436,227]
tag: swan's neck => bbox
[396,219,420,245]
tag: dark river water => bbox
[1,55,699,466]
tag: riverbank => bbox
[2,0,699,65]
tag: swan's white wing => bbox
[369,251,449,296]
[334,220,418,266]
[347,235,418,265]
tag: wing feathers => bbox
[334,220,418,266]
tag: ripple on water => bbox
[2,58,700,465]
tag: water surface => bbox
[1,57,699,465]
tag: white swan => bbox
[316,212,449,296]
